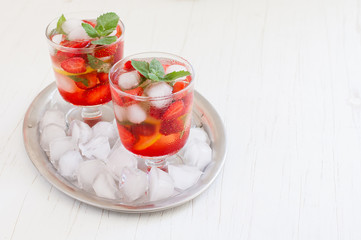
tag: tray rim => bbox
[23,82,227,213]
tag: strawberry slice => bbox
[185,75,192,83]
[74,72,98,90]
[124,60,134,71]
[131,123,156,136]
[118,125,136,147]
[84,84,111,105]
[55,40,90,62]
[160,118,184,136]
[124,86,143,96]
[172,81,187,93]
[97,72,109,83]
[61,40,91,48]
[61,57,86,73]
[149,106,165,119]
[123,60,145,78]
[173,82,190,101]
[116,24,122,38]
[110,87,124,106]
[82,19,96,27]
[162,101,185,120]
[94,44,118,58]
[120,87,144,106]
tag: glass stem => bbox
[81,106,102,120]
[145,158,167,171]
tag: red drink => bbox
[109,53,194,159]
[46,12,124,106]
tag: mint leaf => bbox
[84,12,120,45]
[131,60,150,78]
[148,73,161,81]
[87,54,111,73]
[131,59,191,83]
[100,29,116,37]
[95,12,119,34]
[91,36,117,45]
[163,71,190,82]
[56,14,66,34]
[150,59,165,77]
[69,75,88,87]
[81,23,99,38]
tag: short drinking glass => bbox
[45,12,125,125]
[109,52,195,169]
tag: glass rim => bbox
[45,12,125,53]
[109,52,195,101]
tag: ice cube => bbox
[165,65,187,81]
[189,127,210,145]
[144,82,173,108]
[79,136,111,160]
[54,71,77,93]
[47,90,72,113]
[49,136,77,165]
[62,19,83,34]
[51,34,64,44]
[117,71,141,90]
[67,26,91,41]
[113,105,127,122]
[40,124,67,151]
[137,158,148,172]
[69,120,93,145]
[92,121,118,147]
[148,167,174,201]
[183,139,212,171]
[165,154,184,165]
[168,165,202,190]
[49,34,65,55]
[126,104,146,124]
[179,128,209,157]
[112,119,119,135]
[39,110,66,132]
[92,172,118,199]
[119,167,148,202]
[107,145,137,179]
[77,159,106,191]
[58,150,83,180]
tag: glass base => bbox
[139,153,185,172]
[66,104,114,127]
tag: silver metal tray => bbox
[23,82,227,213]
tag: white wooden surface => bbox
[2,0,361,239]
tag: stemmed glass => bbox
[109,52,195,169]
[45,12,125,125]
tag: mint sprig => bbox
[56,14,66,34]
[131,59,190,82]
[81,12,120,45]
